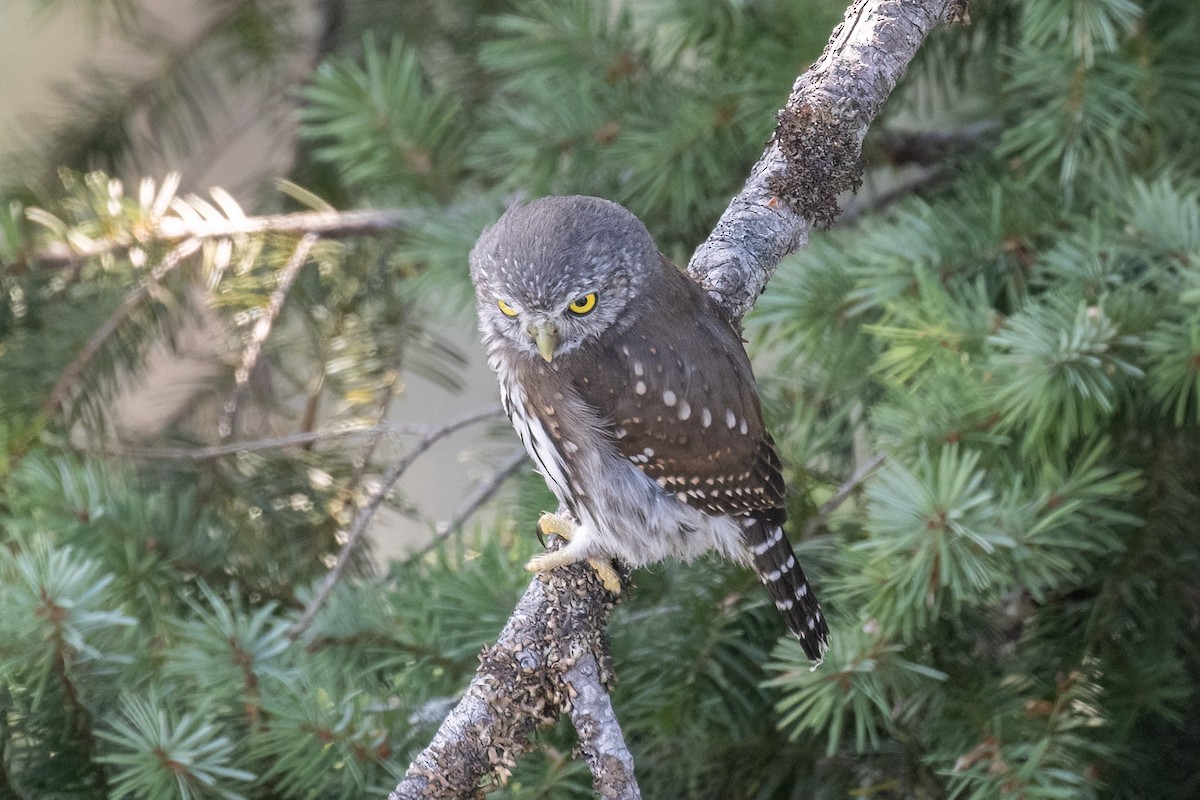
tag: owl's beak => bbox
[529,322,558,362]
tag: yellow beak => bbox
[530,322,558,362]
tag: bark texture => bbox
[688,0,965,324]
[388,559,628,799]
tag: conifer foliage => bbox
[2,0,1199,798]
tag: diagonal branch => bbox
[801,452,887,539]
[390,1,965,798]
[688,0,967,325]
[218,232,319,440]
[433,447,529,537]
[41,237,202,419]
[289,406,503,641]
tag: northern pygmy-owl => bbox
[469,195,828,660]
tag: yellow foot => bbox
[586,558,623,594]
[527,513,622,594]
[536,512,575,540]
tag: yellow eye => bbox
[568,293,597,315]
[497,298,519,317]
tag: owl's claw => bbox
[524,552,622,595]
[536,512,575,540]
[528,513,622,594]
[586,558,623,594]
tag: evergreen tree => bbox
[1,0,1198,798]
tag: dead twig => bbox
[88,418,497,460]
[41,238,202,419]
[218,233,319,440]
[403,447,529,562]
[434,447,528,537]
[801,452,887,539]
[289,406,504,640]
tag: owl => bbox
[469,195,828,660]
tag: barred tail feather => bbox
[740,513,829,661]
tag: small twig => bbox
[343,352,407,498]
[434,447,528,536]
[30,208,416,268]
[801,452,886,539]
[405,447,528,561]
[870,119,1001,166]
[87,419,493,460]
[297,365,328,449]
[289,406,503,640]
[41,238,202,419]
[838,167,945,224]
[218,233,319,439]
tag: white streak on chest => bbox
[495,358,573,507]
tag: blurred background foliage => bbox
[2,0,1200,798]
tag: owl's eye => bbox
[497,298,519,317]
[567,293,597,315]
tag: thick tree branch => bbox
[388,563,623,800]
[563,652,641,800]
[688,0,965,324]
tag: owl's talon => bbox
[588,558,623,594]
[536,512,575,540]
[524,551,622,595]
[525,550,574,575]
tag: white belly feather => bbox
[495,357,744,569]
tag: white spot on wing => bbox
[726,409,737,428]
[701,408,712,427]
[678,400,691,420]
[662,390,677,406]
[635,381,647,395]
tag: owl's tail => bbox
[740,512,829,661]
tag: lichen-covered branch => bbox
[388,564,624,799]
[563,653,641,800]
[688,0,966,324]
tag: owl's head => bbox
[469,195,658,362]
